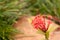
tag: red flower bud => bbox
[32,15,52,32]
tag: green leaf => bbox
[47,23,59,33]
[37,29,45,35]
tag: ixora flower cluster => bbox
[32,15,52,32]
[28,15,59,40]
[32,15,52,40]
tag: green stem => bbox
[45,33,49,40]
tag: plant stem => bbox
[45,33,49,40]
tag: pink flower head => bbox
[32,15,52,32]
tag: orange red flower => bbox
[32,15,52,32]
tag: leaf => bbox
[27,17,33,23]
[47,23,59,33]
[37,29,45,35]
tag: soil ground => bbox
[14,16,60,40]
